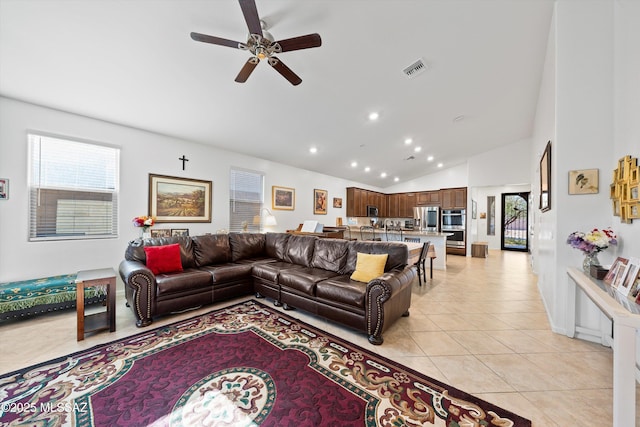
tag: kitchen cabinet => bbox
[441,187,467,210]
[417,191,440,206]
[401,193,416,217]
[387,193,400,217]
[346,187,386,217]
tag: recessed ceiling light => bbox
[437,162,443,168]
[309,147,317,154]
[394,177,400,182]
[368,112,379,121]
[364,167,371,172]
[404,138,413,145]
[380,172,387,178]
[414,146,422,153]
[350,161,358,168]
[427,155,434,162]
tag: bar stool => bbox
[360,225,381,241]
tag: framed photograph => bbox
[150,228,171,238]
[333,197,343,208]
[149,174,212,223]
[314,189,328,215]
[539,141,551,212]
[272,186,295,211]
[171,228,189,237]
[0,178,8,200]
[618,258,640,298]
[604,257,628,285]
[568,169,598,194]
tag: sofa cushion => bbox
[144,244,184,275]
[283,235,317,266]
[199,263,253,283]
[155,268,212,296]
[266,232,291,260]
[316,276,367,309]
[192,234,231,266]
[311,239,349,273]
[278,268,340,296]
[350,253,388,283]
[344,241,408,274]
[228,233,266,262]
[252,262,302,283]
[126,236,197,269]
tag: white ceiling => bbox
[0,0,554,188]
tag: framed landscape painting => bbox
[272,186,295,210]
[149,174,212,223]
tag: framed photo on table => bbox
[149,174,212,223]
[604,257,628,286]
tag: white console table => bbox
[566,267,639,426]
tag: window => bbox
[229,168,264,232]
[28,133,120,241]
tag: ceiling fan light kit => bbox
[190,0,321,86]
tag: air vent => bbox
[404,155,415,161]
[402,58,428,78]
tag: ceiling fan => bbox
[190,0,322,86]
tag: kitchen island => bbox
[367,229,451,270]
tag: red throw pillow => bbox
[144,244,183,275]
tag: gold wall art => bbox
[611,155,639,223]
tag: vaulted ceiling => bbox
[0,0,554,187]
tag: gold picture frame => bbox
[611,155,639,223]
[314,189,328,215]
[272,186,295,211]
[149,174,212,223]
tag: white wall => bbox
[532,0,640,342]
[384,163,469,194]
[0,97,372,282]
[613,0,640,257]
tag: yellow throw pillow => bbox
[350,253,388,283]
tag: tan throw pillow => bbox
[350,253,388,283]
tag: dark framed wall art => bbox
[149,174,212,223]
[539,141,551,212]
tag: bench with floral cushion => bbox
[0,274,107,321]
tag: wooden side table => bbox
[76,268,116,341]
[471,242,489,258]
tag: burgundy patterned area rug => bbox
[1,300,531,426]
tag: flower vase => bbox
[140,227,151,239]
[583,252,600,274]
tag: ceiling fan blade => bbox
[190,32,243,49]
[276,33,322,52]
[239,0,263,36]
[235,58,259,83]
[268,57,302,86]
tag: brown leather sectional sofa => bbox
[119,232,416,344]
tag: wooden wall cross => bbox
[179,155,189,170]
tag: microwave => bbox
[367,205,379,217]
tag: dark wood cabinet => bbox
[346,187,386,217]
[417,191,440,206]
[348,186,466,217]
[440,187,467,210]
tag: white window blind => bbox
[229,168,264,232]
[28,134,120,241]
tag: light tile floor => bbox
[1,250,638,426]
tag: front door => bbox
[501,192,529,252]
